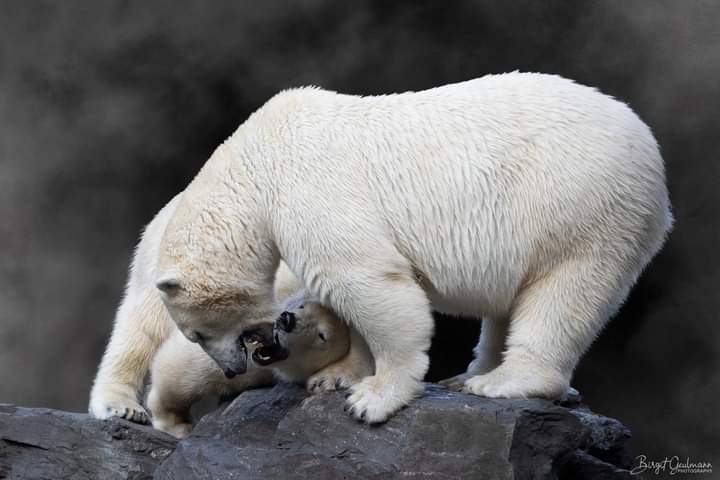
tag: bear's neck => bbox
[169,138,279,292]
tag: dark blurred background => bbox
[1,0,718,466]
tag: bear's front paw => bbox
[344,374,422,424]
[120,405,150,424]
[92,402,150,424]
[89,387,150,424]
[462,362,567,399]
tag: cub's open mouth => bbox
[251,343,289,366]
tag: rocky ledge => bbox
[0,384,633,479]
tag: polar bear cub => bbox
[147,294,357,438]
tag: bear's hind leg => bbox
[464,258,632,399]
[440,316,507,391]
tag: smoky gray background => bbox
[1,0,717,465]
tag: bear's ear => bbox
[156,276,183,297]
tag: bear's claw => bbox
[90,391,151,425]
[106,405,150,424]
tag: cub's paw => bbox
[89,387,150,424]
[306,354,372,394]
[307,367,365,393]
[462,363,567,399]
[344,374,421,424]
[153,420,193,439]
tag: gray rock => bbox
[0,385,633,480]
[156,384,632,480]
[0,404,176,480]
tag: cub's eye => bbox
[298,305,304,309]
[193,331,205,343]
[245,334,262,345]
[318,332,327,342]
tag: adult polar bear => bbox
[156,73,672,423]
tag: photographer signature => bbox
[630,455,712,476]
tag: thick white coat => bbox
[157,73,673,423]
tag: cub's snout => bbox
[277,311,296,333]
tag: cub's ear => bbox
[156,276,183,297]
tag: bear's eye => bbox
[299,305,304,309]
[318,332,327,342]
[193,331,205,343]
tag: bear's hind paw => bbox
[438,373,472,391]
[462,363,567,399]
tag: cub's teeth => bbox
[259,354,270,361]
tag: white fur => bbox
[156,72,673,423]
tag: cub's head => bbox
[250,298,351,382]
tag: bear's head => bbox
[154,193,282,379]
[155,261,277,379]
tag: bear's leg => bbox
[146,334,211,439]
[464,258,630,398]
[338,269,433,423]
[307,327,375,393]
[89,285,174,424]
[439,316,507,391]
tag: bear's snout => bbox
[277,311,296,333]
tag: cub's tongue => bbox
[252,343,289,366]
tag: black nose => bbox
[223,368,238,379]
[277,311,296,332]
